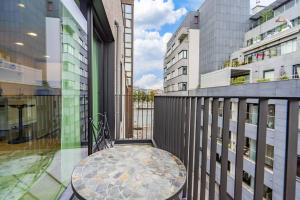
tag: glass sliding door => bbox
[0,1,87,199]
[90,33,102,150]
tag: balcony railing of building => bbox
[114,93,154,144]
[153,94,299,200]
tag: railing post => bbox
[254,98,268,200]
[170,97,175,154]
[187,97,196,199]
[180,97,185,161]
[220,98,231,200]
[234,98,247,200]
[193,97,202,200]
[175,97,180,157]
[209,98,219,200]
[284,100,299,200]
[163,97,167,150]
[183,97,191,197]
[200,98,210,200]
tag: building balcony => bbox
[153,82,300,199]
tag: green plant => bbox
[256,78,271,83]
[224,60,231,68]
[231,76,246,85]
[280,75,289,80]
[260,9,274,24]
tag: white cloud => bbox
[135,0,187,30]
[134,0,186,89]
[134,30,172,77]
[134,74,163,90]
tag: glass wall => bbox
[0,0,87,199]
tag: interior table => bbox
[8,104,35,144]
[72,145,186,200]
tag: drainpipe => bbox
[115,21,120,140]
[87,2,93,155]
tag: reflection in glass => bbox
[0,1,87,199]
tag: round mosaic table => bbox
[71,145,186,200]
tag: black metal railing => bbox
[153,96,299,200]
[115,94,154,142]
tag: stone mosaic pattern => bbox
[72,145,186,200]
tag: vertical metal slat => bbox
[209,98,219,200]
[254,99,268,200]
[284,100,299,200]
[188,97,196,199]
[220,98,231,200]
[234,98,247,200]
[200,98,210,200]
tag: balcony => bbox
[153,81,300,199]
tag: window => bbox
[47,1,54,11]
[125,57,131,62]
[125,13,132,19]
[246,103,258,125]
[267,105,275,129]
[125,48,131,57]
[292,64,300,79]
[281,39,297,55]
[228,131,236,152]
[265,144,274,170]
[216,153,221,164]
[178,50,188,60]
[172,57,176,64]
[194,16,199,24]
[217,128,222,143]
[125,19,131,28]
[125,63,131,71]
[63,43,75,55]
[125,28,132,34]
[243,171,254,190]
[263,70,275,80]
[244,137,256,162]
[263,185,273,200]
[218,101,223,117]
[227,161,231,172]
[178,66,187,75]
[125,42,132,48]
[178,82,187,91]
[247,38,253,46]
[125,34,131,42]
[124,4,132,14]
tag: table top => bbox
[71,145,186,200]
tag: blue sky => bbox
[133,0,275,89]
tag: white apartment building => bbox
[201,0,300,88]
[163,12,200,95]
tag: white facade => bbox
[188,29,200,90]
[163,12,200,95]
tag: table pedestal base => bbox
[8,137,29,144]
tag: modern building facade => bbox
[198,0,300,199]
[201,0,300,88]
[121,0,134,138]
[163,12,200,95]
[198,0,250,75]
[0,0,132,199]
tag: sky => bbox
[133,0,276,90]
